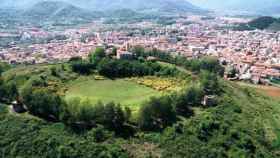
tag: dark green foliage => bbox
[71,61,94,75]
[112,47,117,56]
[86,125,113,142]
[0,79,18,102]
[50,66,59,77]
[235,16,280,31]
[89,47,106,64]
[138,96,177,131]
[69,56,83,63]
[183,57,224,76]
[21,79,64,121]
[0,65,3,76]
[22,88,64,121]
[200,71,220,95]
[248,16,277,30]
[160,93,274,158]
[0,62,11,76]
[97,58,176,78]
[0,48,278,157]
[0,63,17,102]
[103,102,126,132]
[175,86,203,117]
[62,100,130,134]
[0,113,128,158]
[133,47,224,75]
[197,119,220,142]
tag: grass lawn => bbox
[65,79,161,112]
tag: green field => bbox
[65,79,161,111]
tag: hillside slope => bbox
[1,62,280,157]
[23,1,100,21]
[234,16,280,31]
[67,0,205,14]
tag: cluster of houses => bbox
[0,16,280,84]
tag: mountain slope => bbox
[23,1,102,22]
[24,1,90,19]
[1,0,205,14]
[69,0,205,14]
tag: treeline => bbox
[71,46,224,78]
[70,47,180,77]
[132,46,224,76]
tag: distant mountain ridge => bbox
[82,0,204,13]
[22,1,103,22]
[1,0,206,14]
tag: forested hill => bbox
[235,16,280,31]
[0,48,280,157]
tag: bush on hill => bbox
[138,96,177,131]
[21,87,64,121]
[71,61,94,75]
[0,79,18,102]
[175,85,203,117]
[200,70,221,95]
[0,112,128,158]
[62,99,131,134]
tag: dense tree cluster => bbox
[0,113,128,158]
[0,79,18,103]
[70,46,224,79]
[71,61,94,75]
[62,99,130,134]
[0,63,18,102]
[200,70,221,95]
[97,58,177,78]
[21,85,64,121]
[132,47,224,76]
[71,47,179,77]
[138,96,177,131]
[175,85,203,117]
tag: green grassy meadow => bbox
[65,79,161,111]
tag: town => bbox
[1,15,280,85]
